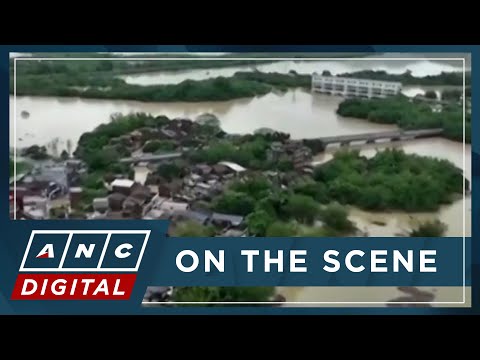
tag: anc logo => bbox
[11,230,150,300]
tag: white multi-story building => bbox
[312,74,402,99]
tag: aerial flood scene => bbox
[9,52,471,307]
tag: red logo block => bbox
[12,274,137,300]
[12,230,150,301]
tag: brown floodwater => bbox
[119,57,465,85]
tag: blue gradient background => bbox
[1,45,477,314]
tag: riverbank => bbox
[11,52,375,79]
[12,60,470,103]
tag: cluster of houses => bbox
[10,114,313,231]
[267,140,313,173]
[177,161,247,201]
[107,117,214,155]
[9,159,85,220]
[83,160,249,236]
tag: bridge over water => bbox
[119,129,443,164]
[316,128,444,147]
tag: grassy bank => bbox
[13,71,306,102]
[12,57,279,76]
[337,95,469,143]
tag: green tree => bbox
[266,221,298,237]
[22,144,49,160]
[173,286,275,304]
[441,89,462,102]
[424,90,437,99]
[319,202,355,233]
[195,113,221,127]
[79,188,108,208]
[143,140,176,153]
[155,163,183,181]
[283,194,319,224]
[213,191,255,216]
[86,147,121,172]
[246,210,275,236]
[312,149,464,212]
[60,149,69,161]
[171,221,215,237]
[409,220,447,237]
[81,172,105,190]
[230,176,271,198]
[277,158,294,172]
[293,181,328,203]
[300,226,338,237]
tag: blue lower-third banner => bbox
[1,221,470,303]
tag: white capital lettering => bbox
[93,279,109,295]
[323,250,340,272]
[115,243,133,259]
[346,250,365,273]
[176,250,199,273]
[81,279,95,295]
[420,250,437,272]
[265,250,283,272]
[51,279,67,295]
[393,250,413,272]
[241,250,259,272]
[21,279,37,295]
[75,244,96,258]
[371,250,388,272]
[205,250,224,272]
[290,250,307,272]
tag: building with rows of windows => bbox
[311,74,402,99]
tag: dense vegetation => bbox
[171,221,216,237]
[313,149,464,211]
[337,95,469,143]
[73,112,465,221]
[14,73,273,102]
[222,150,463,234]
[410,220,447,237]
[172,286,276,304]
[12,57,277,76]
[75,113,169,169]
[442,88,463,101]
[12,57,471,103]
[208,174,356,236]
[21,145,50,160]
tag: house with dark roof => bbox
[16,165,69,197]
[108,192,127,211]
[210,212,245,229]
[174,209,212,225]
